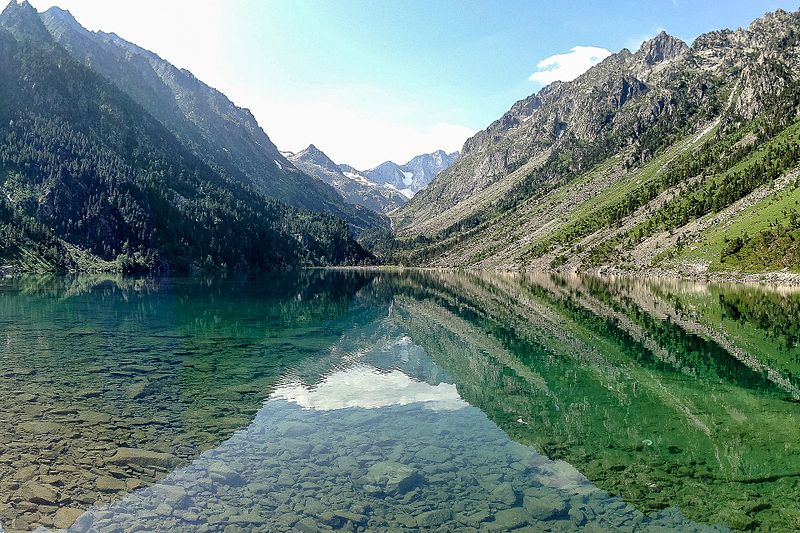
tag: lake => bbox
[0,270,798,532]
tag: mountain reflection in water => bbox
[0,270,797,531]
[67,321,718,533]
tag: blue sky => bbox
[28,0,800,168]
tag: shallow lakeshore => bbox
[0,270,798,532]
[323,264,800,288]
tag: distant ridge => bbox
[287,145,458,213]
[363,150,460,198]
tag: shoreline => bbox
[6,263,800,287]
[325,264,800,287]
[582,265,800,287]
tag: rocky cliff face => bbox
[396,31,698,230]
[391,9,800,275]
[0,0,50,42]
[39,6,385,235]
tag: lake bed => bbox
[0,271,797,532]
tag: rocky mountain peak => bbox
[301,143,330,161]
[286,146,409,213]
[636,30,688,65]
[296,144,341,174]
[41,6,85,32]
[305,143,321,152]
[364,150,459,196]
[745,8,800,47]
[749,8,792,29]
[0,0,52,42]
[2,0,32,13]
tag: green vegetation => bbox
[719,207,800,271]
[390,11,800,276]
[654,282,800,380]
[392,271,800,531]
[0,7,371,273]
[533,114,800,263]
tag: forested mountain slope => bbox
[0,1,371,273]
[39,6,385,235]
[391,9,800,276]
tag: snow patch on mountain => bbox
[363,150,460,197]
[286,145,408,213]
[343,171,371,185]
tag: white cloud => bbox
[228,83,476,169]
[528,45,612,86]
[30,0,474,169]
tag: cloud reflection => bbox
[271,366,468,412]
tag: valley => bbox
[3,2,800,283]
[1,3,800,532]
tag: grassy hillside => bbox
[390,10,800,277]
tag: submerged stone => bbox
[487,507,530,531]
[207,463,245,486]
[19,482,58,505]
[229,512,264,523]
[321,509,367,527]
[95,476,126,492]
[457,508,492,527]
[293,516,320,532]
[151,484,188,506]
[276,421,308,438]
[365,461,421,496]
[415,509,453,527]
[126,379,151,399]
[18,420,62,434]
[491,482,519,506]
[522,491,567,520]
[77,410,112,425]
[53,507,84,529]
[415,445,452,464]
[107,447,178,468]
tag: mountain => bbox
[391,10,800,277]
[0,0,371,272]
[38,5,386,236]
[285,145,457,213]
[365,150,459,198]
[285,145,407,213]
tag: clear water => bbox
[0,270,798,532]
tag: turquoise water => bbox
[0,271,798,531]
